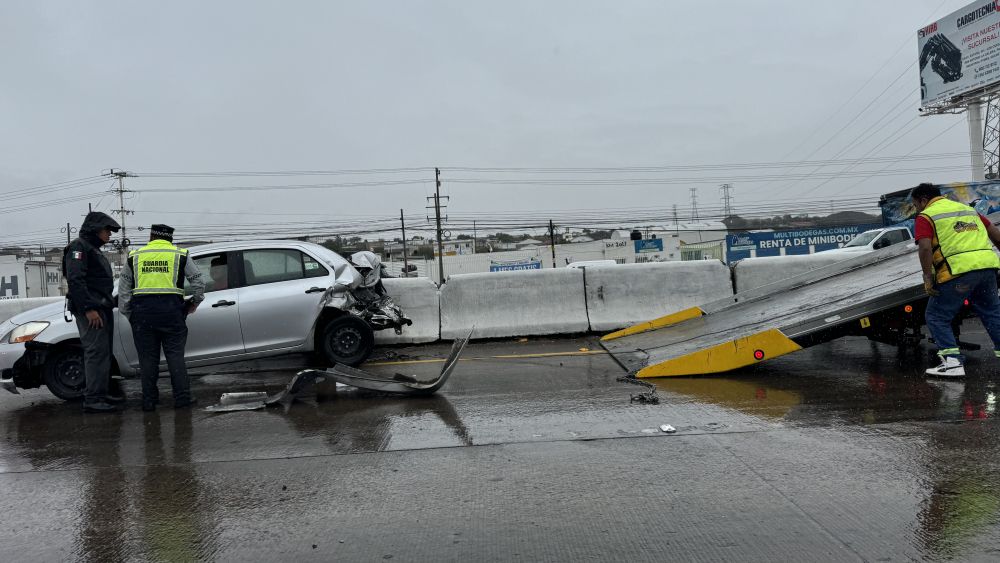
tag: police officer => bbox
[118,225,205,411]
[911,183,1000,377]
[63,211,123,413]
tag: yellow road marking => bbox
[490,350,608,359]
[366,349,608,366]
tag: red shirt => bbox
[914,213,991,241]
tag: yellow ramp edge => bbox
[636,328,802,378]
[601,306,705,342]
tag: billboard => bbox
[879,180,1000,234]
[634,239,664,253]
[489,258,541,272]
[726,224,883,262]
[919,0,1000,107]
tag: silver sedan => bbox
[1,240,397,400]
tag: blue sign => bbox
[634,239,664,253]
[490,259,542,272]
[726,224,882,262]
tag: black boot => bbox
[174,397,198,409]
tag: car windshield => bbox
[844,231,880,247]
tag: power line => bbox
[132,167,435,178]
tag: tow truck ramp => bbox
[601,243,928,377]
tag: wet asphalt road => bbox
[1,330,999,562]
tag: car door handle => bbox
[211,300,236,308]
[305,287,326,294]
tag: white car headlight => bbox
[7,322,50,344]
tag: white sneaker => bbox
[926,356,966,378]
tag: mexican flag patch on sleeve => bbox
[72,251,83,260]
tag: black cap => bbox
[150,224,175,241]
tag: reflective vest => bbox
[129,239,188,296]
[920,196,1000,284]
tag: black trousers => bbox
[130,309,191,405]
[74,308,114,405]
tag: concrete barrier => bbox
[584,261,734,332]
[732,253,856,293]
[440,269,589,339]
[375,278,440,345]
[0,297,63,324]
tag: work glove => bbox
[924,275,940,297]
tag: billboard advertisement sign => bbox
[919,0,1000,107]
[634,239,664,253]
[489,258,542,272]
[726,224,883,261]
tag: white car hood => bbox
[5,301,69,326]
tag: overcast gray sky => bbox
[0,0,980,245]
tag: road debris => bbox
[205,329,473,413]
[616,373,660,404]
[659,424,676,433]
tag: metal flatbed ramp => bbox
[601,243,927,377]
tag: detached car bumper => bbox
[0,342,26,373]
[0,341,53,395]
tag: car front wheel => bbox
[42,348,86,401]
[321,316,374,367]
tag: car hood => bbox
[822,247,870,255]
[5,301,68,325]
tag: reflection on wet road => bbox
[1,332,998,560]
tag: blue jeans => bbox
[925,268,1000,362]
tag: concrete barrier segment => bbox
[439,268,588,339]
[731,253,856,294]
[375,278,441,344]
[585,261,733,333]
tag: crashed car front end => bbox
[0,320,56,394]
[317,250,412,334]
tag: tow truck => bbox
[601,181,1000,377]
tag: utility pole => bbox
[425,168,448,284]
[984,96,1000,179]
[672,204,679,234]
[968,101,987,182]
[61,222,77,245]
[473,220,477,255]
[108,169,136,264]
[548,219,557,268]
[400,209,409,278]
[719,183,734,218]
[689,187,699,222]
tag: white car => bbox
[823,227,912,255]
[0,240,408,400]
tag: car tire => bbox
[321,316,374,367]
[42,347,87,401]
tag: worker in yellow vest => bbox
[119,224,205,411]
[911,183,1000,377]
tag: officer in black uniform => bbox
[63,211,123,413]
